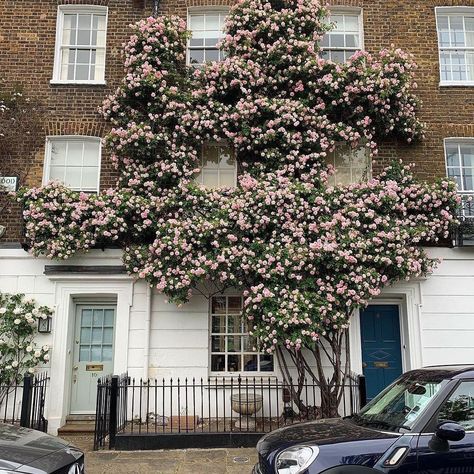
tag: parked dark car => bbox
[254,365,474,473]
[0,423,84,473]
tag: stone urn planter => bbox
[231,393,263,430]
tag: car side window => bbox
[437,381,474,430]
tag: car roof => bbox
[408,365,474,380]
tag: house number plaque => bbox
[86,364,103,371]
[374,362,389,368]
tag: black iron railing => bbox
[0,373,49,432]
[94,372,366,450]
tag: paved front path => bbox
[61,435,258,474]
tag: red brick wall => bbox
[0,0,473,241]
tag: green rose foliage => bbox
[0,293,52,386]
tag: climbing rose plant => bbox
[0,293,51,403]
[18,0,459,415]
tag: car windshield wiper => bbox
[351,416,411,432]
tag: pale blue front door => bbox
[360,304,403,401]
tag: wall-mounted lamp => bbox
[0,225,6,239]
[153,0,160,17]
[38,316,52,333]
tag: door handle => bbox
[73,365,78,370]
[362,362,367,368]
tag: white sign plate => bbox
[0,176,18,192]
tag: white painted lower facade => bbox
[1,246,473,434]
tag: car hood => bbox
[257,417,400,456]
[0,424,70,470]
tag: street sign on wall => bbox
[0,176,19,192]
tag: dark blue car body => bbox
[254,365,474,474]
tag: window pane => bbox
[104,309,114,326]
[76,49,91,64]
[82,309,92,326]
[93,309,104,326]
[206,14,220,30]
[103,327,113,344]
[81,166,99,190]
[227,354,240,372]
[345,34,359,48]
[211,296,226,314]
[92,328,102,344]
[102,345,113,361]
[190,14,205,30]
[331,15,343,30]
[243,354,258,371]
[49,166,65,182]
[78,14,92,29]
[260,355,274,372]
[80,327,91,344]
[461,145,474,167]
[79,346,90,362]
[228,315,241,333]
[219,170,235,187]
[190,49,204,65]
[330,34,345,48]
[83,141,100,165]
[344,15,359,31]
[50,141,67,164]
[446,144,460,166]
[211,354,225,372]
[211,335,225,352]
[77,29,91,46]
[463,171,474,191]
[64,167,82,189]
[203,145,219,168]
[205,48,219,62]
[67,141,84,165]
[330,50,346,63]
[212,315,226,333]
[91,345,101,361]
[447,168,462,188]
[438,381,474,430]
[228,296,242,312]
[227,335,241,352]
[242,335,257,351]
[75,64,90,80]
[202,170,219,188]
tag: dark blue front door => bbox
[360,304,403,400]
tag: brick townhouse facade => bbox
[1,0,474,434]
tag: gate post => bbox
[109,375,119,449]
[20,374,33,428]
[358,374,367,410]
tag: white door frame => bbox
[349,281,424,377]
[46,275,134,434]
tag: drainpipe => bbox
[143,285,152,380]
[152,0,160,17]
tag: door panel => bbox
[360,305,403,401]
[70,305,116,413]
[417,380,474,472]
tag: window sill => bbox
[50,80,107,86]
[439,81,474,87]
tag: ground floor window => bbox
[210,295,274,373]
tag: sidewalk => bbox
[61,435,258,474]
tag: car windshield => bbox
[351,376,449,432]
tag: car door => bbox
[416,380,474,472]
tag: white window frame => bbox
[209,295,275,376]
[444,137,474,217]
[43,135,102,193]
[51,4,108,85]
[326,145,372,186]
[321,7,364,62]
[195,142,238,188]
[436,6,474,87]
[186,7,229,67]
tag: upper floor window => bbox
[195,143,237,188]
[326,146,371,186]
[210,295,274,374]
[43,136,101,192]
[320,10,363,62]
[52,6,108,84]
[436,7,474,85]
[445,138,474,216]
[187,10,228,67]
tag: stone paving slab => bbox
[60,435,258,474]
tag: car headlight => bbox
[276,445,319,474]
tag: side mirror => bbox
[436,422,466,442]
